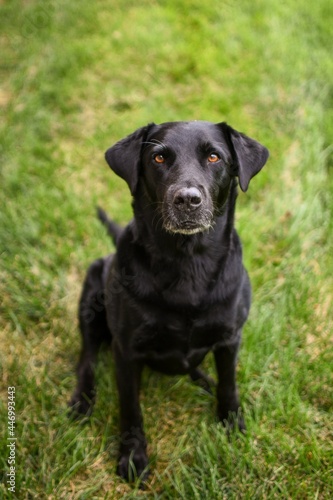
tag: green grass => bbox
[1,0,332,498]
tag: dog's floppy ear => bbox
[219,122,269,192]
[105,124,155,195]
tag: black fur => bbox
[69,120,269,481]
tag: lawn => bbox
[1,0,332,498]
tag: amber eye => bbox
[208,153,220,163]
[153,154,165,164]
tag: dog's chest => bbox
[130,307,227,374]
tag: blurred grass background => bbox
[1,0,332,498]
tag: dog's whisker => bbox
[142,139,168,151]
[141,199,164,211]
[152,211,164,231]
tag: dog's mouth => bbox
[163,214,213,235]
[165,225,208,235]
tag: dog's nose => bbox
[173,187,202,210]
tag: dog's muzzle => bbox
[163,185,213,235]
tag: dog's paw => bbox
[117,449,149,483]
[189,368,216,394]
[218,409,246,434]
[68,392,94,419]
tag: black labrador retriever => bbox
[69,120,269,481]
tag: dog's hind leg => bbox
[69,258,112,417]
[189,368,216,394]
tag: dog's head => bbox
[105,121,269,235]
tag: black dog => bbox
[69,120,269,481]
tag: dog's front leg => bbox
[214,333,246,432]
[113,342,148,481]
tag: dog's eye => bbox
[208,153,220,163]
[153,154,166,164]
